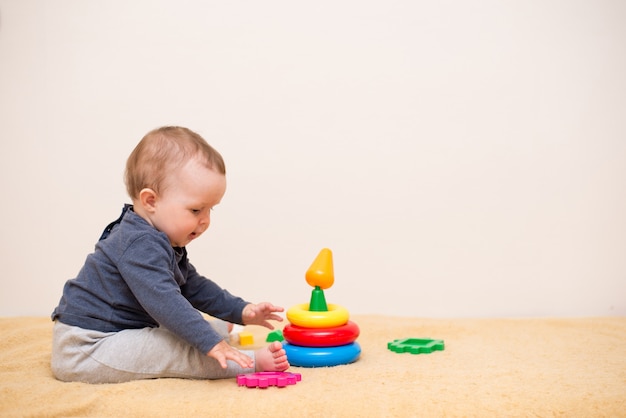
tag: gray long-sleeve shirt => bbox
[52,206,249,354]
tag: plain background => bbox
[1,0,624,318]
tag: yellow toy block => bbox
[239,332,254,346]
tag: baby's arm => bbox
[242,302,284,329]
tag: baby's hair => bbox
[125,126,226,199]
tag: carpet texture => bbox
[1,315,625,417]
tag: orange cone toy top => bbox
[305,248,334,290]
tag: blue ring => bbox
[283,342,361,367]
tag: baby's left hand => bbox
[242,302,284,329]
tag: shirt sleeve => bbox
[117,234,226,354]
[181,261,250,324]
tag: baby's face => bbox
[150,158,226,247]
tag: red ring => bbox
[283,321,360,347]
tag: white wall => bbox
[1,0,625,318]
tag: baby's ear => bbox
[138,188,158,212]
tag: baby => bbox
[51,126,289,383]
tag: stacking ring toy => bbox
[283,342,361,367]
[286,303,349,328]
[283,321,360,347]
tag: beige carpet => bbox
[1,315,625,417]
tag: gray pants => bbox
[51,321,255,383]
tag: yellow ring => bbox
[286,303,350,328]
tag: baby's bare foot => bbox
[255,341,289,372]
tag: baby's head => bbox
[125,126,225,200]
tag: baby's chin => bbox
[169,238,191,248]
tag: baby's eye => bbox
[190,209,201,214]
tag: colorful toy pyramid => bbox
[282,249,361,367]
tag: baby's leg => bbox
[254,341,290,372]
[51,322,254,383]
[208,318,233,341]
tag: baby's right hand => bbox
[207,340,254,369]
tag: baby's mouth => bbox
[190,228,206,240]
